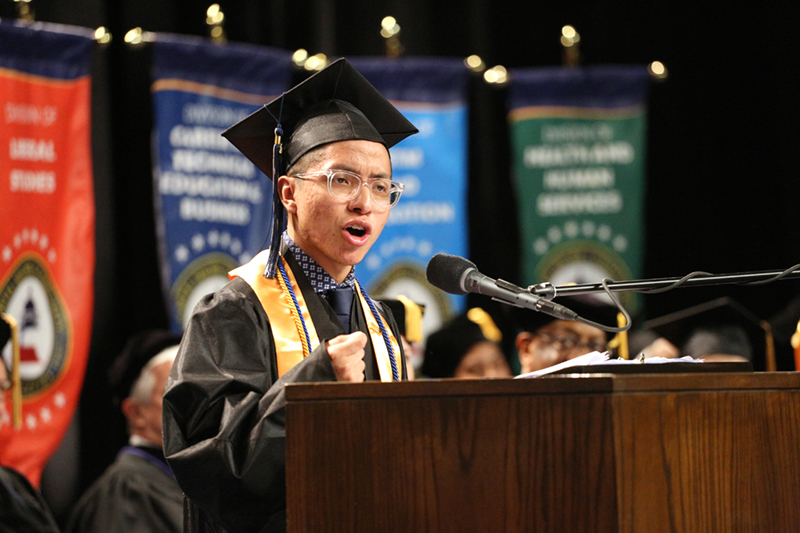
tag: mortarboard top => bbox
[511,295,619,334]
[108,330,182,406]
[221,57,418,179]
[642,297,772,369]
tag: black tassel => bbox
[264,124,284,278]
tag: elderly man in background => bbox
[66,330,183,533]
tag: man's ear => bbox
[515,331,533,353]
[121,397,141,427]
[516,332,536,370]
[277,175,298,213]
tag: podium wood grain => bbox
[285,373,800,533]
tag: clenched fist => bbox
[326,331,367,382]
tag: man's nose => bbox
[348,183,372,210]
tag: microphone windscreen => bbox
[426,253,475,295]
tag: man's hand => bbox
[326,332,367,382]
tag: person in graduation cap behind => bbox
[513,296,617,375]
[162,58,418,533]
[66,330,183,533]
[1,316,60,533]
[640,297,771,368]
[1,369,60,533]
[422,307,512,379]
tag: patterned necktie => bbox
[324,287,354,333]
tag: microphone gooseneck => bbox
[425,253,581,322]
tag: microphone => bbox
[426,253,579,321]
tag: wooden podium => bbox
[285,372,800,532]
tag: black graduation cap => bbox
[379,296,425,344]
[108,330,182,406]
[642,297,773,369]
[222,58,418,178]
[221,58,418,278]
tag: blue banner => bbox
[151,34,293,333]
[350,57,469,337]
[508,66,650,312]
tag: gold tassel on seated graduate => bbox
[1,313,22,430]
[607,312,629,359]
[466,307,502,343]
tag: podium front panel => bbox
[286,373,800,533]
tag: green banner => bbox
[509,67,649,311]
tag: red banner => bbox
[0,23,94,487]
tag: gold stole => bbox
[229,250,401,381]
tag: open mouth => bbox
[346,225,366,238]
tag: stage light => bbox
[484,65,508,86]
[648,61,668,80]
[123,27,154,46]
[206,4,224,25]
[292,49,309,67]
[304,53,329,71]
[464,55,486,73]
[124,27,143,44]
[94,26,112,45]
[561,25,580,47]
[381,16,400,38]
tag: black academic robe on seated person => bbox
[65,446,183,533]
[0,465,60,533]
[162,247,406,533]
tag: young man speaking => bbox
[162,59,418,533]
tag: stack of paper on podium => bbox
[515,351,751,378]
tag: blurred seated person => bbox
[627,328,680,360]
[379,296,425,380]
[513,296,617,374]
[422,307,512,379]
[1,315,60,532]
[641,297,771,368]
[0,314,18,432]
[66,330,183,533]
[768,292,800,370]
[0,462,60,533]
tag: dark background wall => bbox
[3,0,800,521]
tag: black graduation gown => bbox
[0,465,60,533]
[65,446,183,533]
[162,249,405,533]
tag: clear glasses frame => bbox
[533,331,607,355]
[290,169,404,209]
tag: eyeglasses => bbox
[533,332,606,355]
[291,169,404,209]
